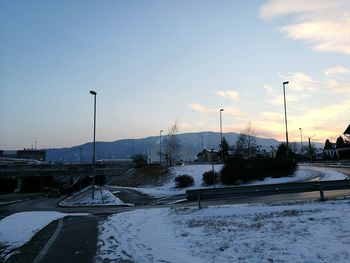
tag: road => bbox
[1,164,350,262]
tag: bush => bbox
[132,154,147,168]
[202,170,219,185]
[174,174,194,188]
[220,156,297,185]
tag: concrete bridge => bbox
[0,161,133,193]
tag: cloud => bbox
[189,103,217,114]
[223,106,244,116]
[260,111,284,122]
[260,0,350,54]
[259,0,341,19]
[264,72,317,105]
[264,84,277,96]
[278,72,320,91]
[327,79,350,93]
[189,103,244,116]
[216,90,240,101]
[324,66,350,76]
[268,94,302,106]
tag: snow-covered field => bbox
[1,165,348,262]
[0,211,87,261]
[96,200,350,263]
[131,164,348,197]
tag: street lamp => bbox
[201,135,204,152]
[89,90,97,200]
[282,81,289,150]
[299,128,303,155]
[219,108,224,161]
[159,129,163,165]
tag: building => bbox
[323,124,350,160]
[16,149,46,162]
[196,149,219,162]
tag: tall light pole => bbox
[201,135,204,152]
[299,128,303,155]
[89,90,97,200]
[79,147,83,164]
[219,108,224,161]
[159,129,163,165]
[283,81,289,150]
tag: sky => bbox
[1,0,349,150]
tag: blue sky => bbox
[1,0,349,149]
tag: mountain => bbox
[46,131,282,164]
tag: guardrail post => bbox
[197,192,202,209]
[319,184,325,201]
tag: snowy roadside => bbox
[0,211,88,261]
[96,199,350,263]
[114,165,348,198]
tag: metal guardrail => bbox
[186,180,350,204]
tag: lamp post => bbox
[89,90,97,200]
[219,108,224,161]
[282,81,289,150]
[201,135,204,152]
[159,129,163,165]
[211,149,215,188]
[79,147,83,164]
[299,128,303,155]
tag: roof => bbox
[344,124,350,135]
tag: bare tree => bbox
[164,120,181,166]
[235,121,257,157]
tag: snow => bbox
[96,200,350,263]
[131,164,348,197]
[136,164,223,197]
[59,186,124,206]
[0,211,87,261]
[301,165,348,181]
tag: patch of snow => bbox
[60,187,124,207]
[136,164,223,197]
[0,211,87,261]
[96,200,350,263]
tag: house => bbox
[323,124,350,160]
[196,149,219,162]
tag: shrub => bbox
[174,174,194,188]
[202,170,219,185]
[220,157,244,185]
[220,156,297,185]
[132,154,147,168]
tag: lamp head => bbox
[89,90,97,95]
[283,81,289,85]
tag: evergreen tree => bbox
[219,136,229,160]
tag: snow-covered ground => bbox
[59,186,124,206]
[96,200,350,263]
[0,211,87,261]
[128,164,348,197]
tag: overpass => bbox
[0,161,133,193]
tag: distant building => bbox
[16,149,46,162]
[323,124,350,160]
[0,150,3,157]
[196,149,219,162]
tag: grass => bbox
[108,165,170,187]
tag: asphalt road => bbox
[1,164,350,262]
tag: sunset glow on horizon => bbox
[1,0,349,149]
